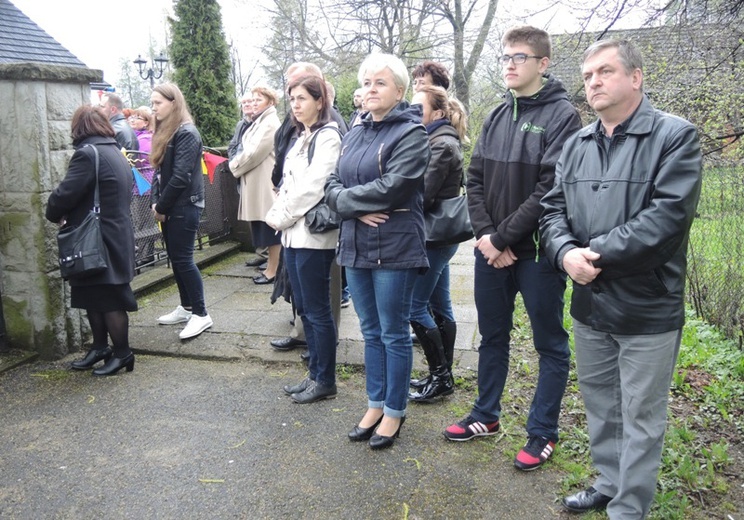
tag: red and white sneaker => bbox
[514,435,556,471]
[443,415,500,441]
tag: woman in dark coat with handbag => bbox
[46,105,137,376]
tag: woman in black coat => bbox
[46,105,137,376]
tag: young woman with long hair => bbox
[150,83,212,340]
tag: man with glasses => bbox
[444,26,581,473]
[100,93,138,151]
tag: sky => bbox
[10,0,266,86]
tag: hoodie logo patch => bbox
[521,122,545,134]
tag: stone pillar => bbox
[0,63,101,358]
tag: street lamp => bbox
[133,53,169,88]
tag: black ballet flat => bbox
[348,415,383,442]
[71,346,112,370]
[253,274,275,285]
[369,416,406,450]
[92,353,135,376]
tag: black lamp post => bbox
[133,53,169,88]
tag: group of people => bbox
[47,84,214,376]
[47,24,702,518]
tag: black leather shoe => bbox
[270,337,307,351]
[283,377,312,395]
[562,487,612,513]
[369,416,406,450]
[253,274,275,285]
[291,381,337,403]
[245,257,266,267]
[348,415,383,442]
[92,353,135,376]
[258,262,268,271]
[71,346,112,370]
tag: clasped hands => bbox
[475,234,517,269]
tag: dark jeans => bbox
[284,248,337,387]
[471,252,569,442]
[410,244,458,327]
[161,204,207,316]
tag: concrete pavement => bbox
[0,242,578,519]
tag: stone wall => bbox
[0,63,101,358]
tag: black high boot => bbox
[435,315,457,385]
[410,321,434,389]
[409,322,453,403]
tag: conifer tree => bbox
[169,0,237,147]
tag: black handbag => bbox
[57,145,110,280]
[305,202,342,234]
[425,193,474,247]
[303,126,342,234]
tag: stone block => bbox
[3,81,47,194]
[46,83,88,120]
[48,120,72,152]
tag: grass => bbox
[502,289,744,518]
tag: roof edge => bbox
[0,62,101,83]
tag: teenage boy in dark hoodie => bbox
[443,26,582,471]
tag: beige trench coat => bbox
[230,105,281,222]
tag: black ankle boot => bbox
[71,346,112,370]
[92,353,135,376]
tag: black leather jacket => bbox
[152,123,205,214]
[540,96,702,334]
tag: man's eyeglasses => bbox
[499,54,543,65]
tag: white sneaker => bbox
[179,314,213,340]
[157,305,192,325]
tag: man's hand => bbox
[358,213,389,227]
[475,234,505,266]
[493,245,517,268]
[562,247,602,285]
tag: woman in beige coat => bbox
[265,75,341,403]
[230,86,282,283]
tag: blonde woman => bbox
[230,86,282,284]
[150,83,213,340]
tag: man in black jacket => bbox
[541,39,702,517]
[443,27,581,473]
[100,93,138,151]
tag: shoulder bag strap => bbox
[83,144,101,213]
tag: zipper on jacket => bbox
[377,143,385,177]
[533,230,540,263]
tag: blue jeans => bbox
[410,244,458,327]
[346,267,418,418]
[284,248,337,387]
[471,252,569,442]
[161,204,207,316]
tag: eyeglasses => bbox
[499,54,543,65]
[128,116,145,122]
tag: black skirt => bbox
[71,283,138,313]
[250,220,282,247]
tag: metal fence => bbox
[126,150,231,270]
[687,164,744,346]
